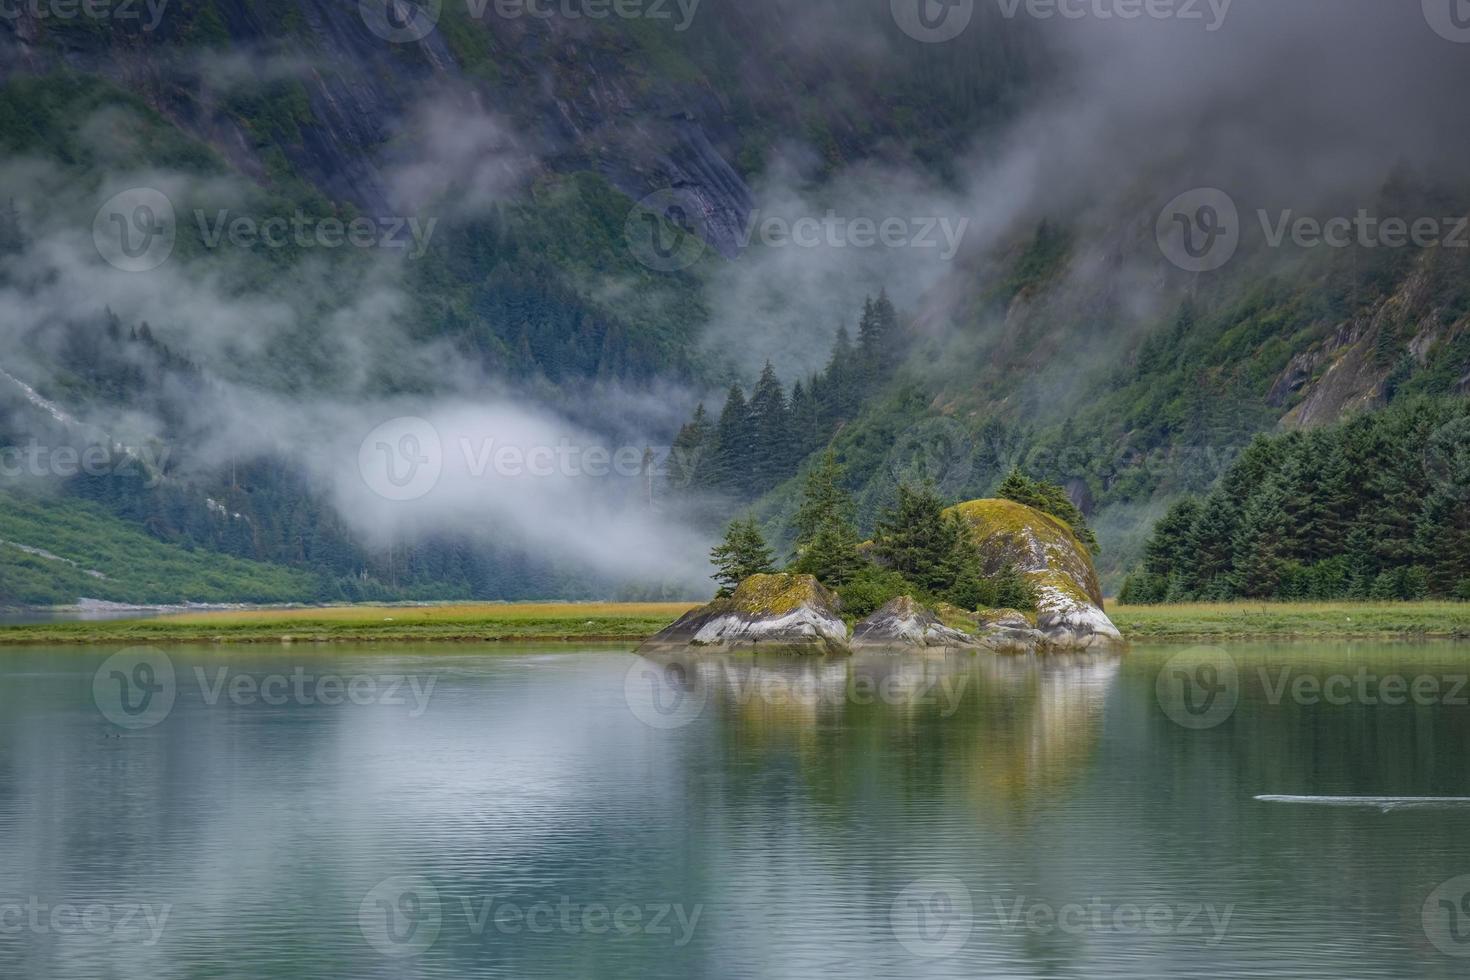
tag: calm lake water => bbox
[2,642,1470,979]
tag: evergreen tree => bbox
[1183,489,1240,598]
[857,289,899,382]
[791,519,865,588]
[667,403,712,491]
[710,517,776,596]
[789,452,863,586]
[789,378,822,459]
[820,326,859,424]
[873,483,975,596]
[748,362,792,490]
[1126,396,1470,602]
[1231,475,1293,597]
[710,384,754,496]
[1144,497,1201,579]
[791,452,855,550]
[995,468,1100,554]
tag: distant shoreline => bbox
[0,601,1467,646]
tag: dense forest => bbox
[3,8,1470,606]
[1120,397,1470,603]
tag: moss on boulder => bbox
[639,573,849,655]
[946,499,1122,649]
[947,499,1103,605]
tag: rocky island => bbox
[641,498,1123,655]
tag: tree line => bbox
[1120,397,1470,603]
[668,292,901,500]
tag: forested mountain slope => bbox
[1,2,1467,602]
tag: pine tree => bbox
[1184,490,1240,598]
[667,403,712,492]
[710,384,754,496]
[791,452,855,550]
[1144,497,1201,579]
[995,468,1099,554]
[874,483,974,596]
[1231,476,1293,598]
[789,452,863,586]
[789,378,822,458]
[710,518,776,596]
[859,289,899,382]
[748,362,792,490]
[820,326,859,425]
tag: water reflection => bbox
[0,644,1469,979]
[635,650,1123,815]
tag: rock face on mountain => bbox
[639,574,848,655]
[946,499,1124,649]
[850,597,978,650]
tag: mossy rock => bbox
[721,573,840,618]
[640,574,849,655]
[977,607,1039,630]
[934,602,982,633]
[946,499,1104,607]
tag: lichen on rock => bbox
[639,573,849,655]
[946,499,1123,650]
[851,596,978,650]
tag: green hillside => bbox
[0,490,317,605]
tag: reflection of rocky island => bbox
[638,648,1122,809]
[642,499,1123,655]
[970,654,1122,810]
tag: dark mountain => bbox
[1,1,1468,601]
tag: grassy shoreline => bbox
[0,600,1468,646]
[0,603,699,646]
[1110,601,1470,641]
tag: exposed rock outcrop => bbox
[850,597,978,650]
[971,608,1049,654]
[946,499,1124,650]
[639,574,848,655]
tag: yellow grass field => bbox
[0,602,700,645]
[0,600,1465,646]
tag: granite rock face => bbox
[639,574,848,655]
[850,597,978,650]
[970,608,1049,654]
